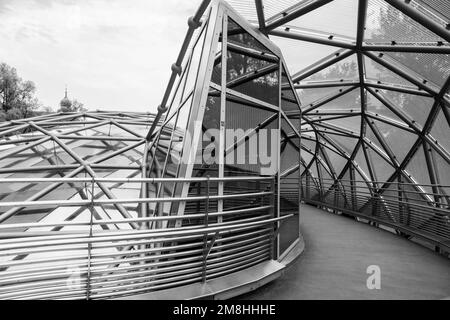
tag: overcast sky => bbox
[0,0,200,113]
[0,0,358,113]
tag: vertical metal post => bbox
[218,12,228,225]
[349,165,357,211]
[269,177,276,260]
[423,142,442,207]
[86,177,94,300]
[202,175,210,283]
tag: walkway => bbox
[240,204,450,299]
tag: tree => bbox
[371,5,450,121]
[0,62,40,120]
[58,98,86,112]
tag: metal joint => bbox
[171,63,182,75]
[187,16,201,29]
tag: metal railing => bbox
[0,176,289,300]
[297,176,450,252]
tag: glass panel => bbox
[365,122,385,153]
[366,90,406,123]
[326,133,358,154]
[272,37,339,74]
[225,98,277,177]
[312,88,360,111]
[365,0,448,43]
[354,147,370,180]
[371,119,417,163]
[303,54,358,82]
[364,55,417,87]
[230,68,280,106]
[377,89,433,127]
[281,116,300,137]
[323,147,348,177]
[211,19,223,86]
[433,150,450,187]
[184,22,208,100]
[366,146,395,183]
[280,141,299,173]
[192,93,221,179]
[281,66,301,113]
[297,86,349,107]
[405,147,432,194]
[430,107,450,153]
[317,115,361,135]
[227,18,272,54]
[288,0,358,38]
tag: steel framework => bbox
[0,0,303,299]
[221,0,450,252]
[0,0,449,300]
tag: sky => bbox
[0,0,358,114]
[0,0,200,113]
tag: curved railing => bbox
[288,176,450,253]
[0,176,291,300]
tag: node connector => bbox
[188,16,201,29]
[158,105,168,113]
[171,63,182,75]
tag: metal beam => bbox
[255,0,266,31]
[292,49,354,82]
[227,42,278,62]
[265,0,334,31]
[384,0,450,43]
[146,0,211,141]
[362,44,450,54]
[302,86,359,114]
[365,81,432,97]
[366,86,422,133]
[292,80,359,89]
[363,51,438,96]
[268,29,355,50]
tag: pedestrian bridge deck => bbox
[240,204,450,300]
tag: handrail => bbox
[0,176,273,183]
[145,0,212,141]
[0,174,288,300]
[297,176,450,252]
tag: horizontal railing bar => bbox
[0,227,271,262]
[0,215,290,249]
[0,205,272,230]
[0,191,272,209]
[0,176,274,183]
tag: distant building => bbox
[59,86,72,111]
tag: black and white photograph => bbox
[0,0,448,309]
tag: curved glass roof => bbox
[228,0,450,204]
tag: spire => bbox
[60,85,72,109]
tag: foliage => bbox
[0,62,41,121]
[370,5,449,124]
[58,98,86,112]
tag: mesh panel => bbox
[371,119,417,163]
[384,52,450,87]
[365,0,448,43]
[418,0,450,20]
[286,0,358,39]
[430,107,450,153]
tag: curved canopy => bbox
[227,0,450,208]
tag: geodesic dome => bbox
[0,0,448,300]
[227,0,450,241]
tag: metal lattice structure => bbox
[223,0,450,250]
[0,1,303,299]
[0,0,449,300]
